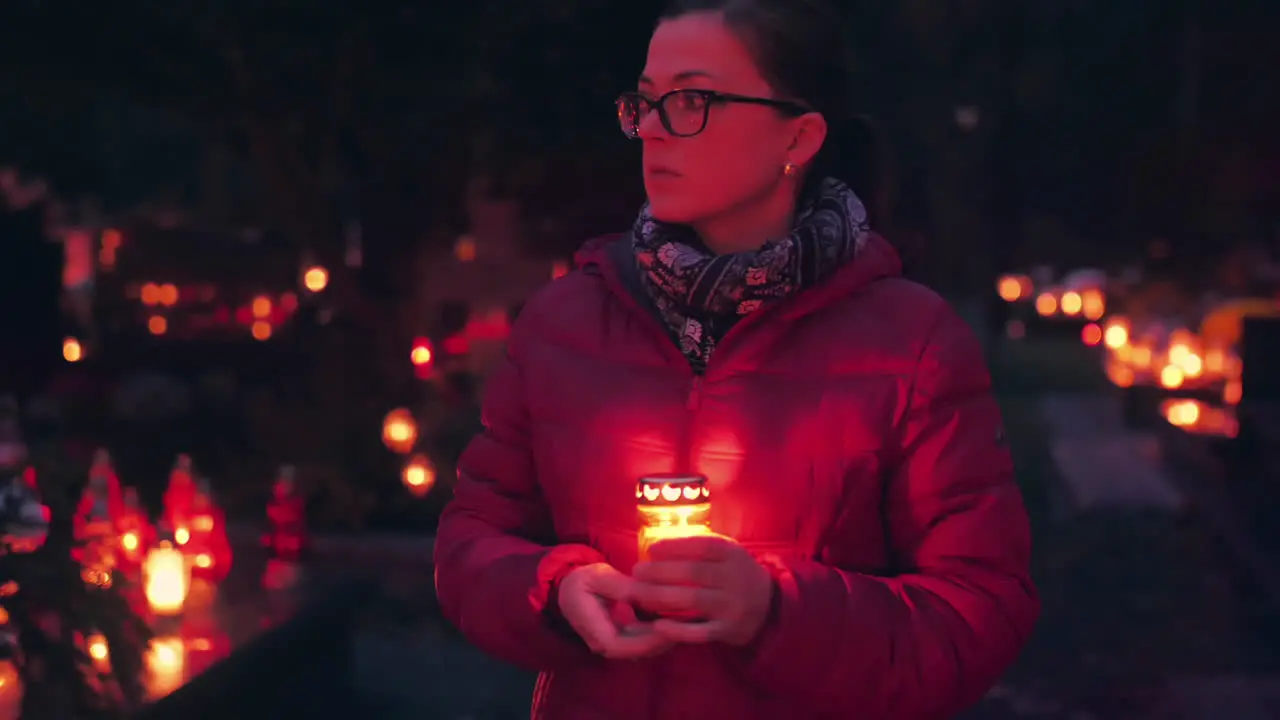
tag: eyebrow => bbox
[637,70,716,86]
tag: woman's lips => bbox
[645,168,681,182]
[645,166,680,177]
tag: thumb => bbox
[611,599,640,627]
[562,592,619,654]
[586,565,635,601]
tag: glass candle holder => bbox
[636,474,712,561]
[144,541,190,616]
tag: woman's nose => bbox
[637,109,668,140]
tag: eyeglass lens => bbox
[618,91,710,138]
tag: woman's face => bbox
[637,12,816,225]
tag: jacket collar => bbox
[576,231,903,325]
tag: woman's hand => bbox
[557,563,674,660]
[630,535,776,646]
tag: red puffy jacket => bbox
[434,233,1038,719]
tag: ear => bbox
[786,112,828,169]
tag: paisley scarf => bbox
[632,177,870,372]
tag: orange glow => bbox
[1159,365,1184,389]
[1205,348,1226,374]
[1081,289,1106,320]
[454,237,477,262]
[121,531,139,552]
[1164,399,1200,427]
[87,633,110,671]
[145,636,185,699]
[0,659,17,708]
[1223,379,1243,405]
[87,634,108,660]
[1106,361,1135,387]
[1162,398,1239,438]
[637,475,713,562]
[81,566,112,589]
[382,408,418,454]
[194,553,212,569]
[1103,322,1128,349]
[402,455,436,497]
[251,295,272,318]
[1166,334,1205,378]
[144,542,189,615]
[1060,291,1082,316]
[1035,293,1057,316]
[251,321,272,341]
[997,276,1024,302]
[175,527,190,545]
[141,283,160,306]
[1081,323,1102,346]
[148,315,168,335]
[158,284,179,306]
[63,337,83,362]
[638,509,714,549]
[1130,344,1153,369]
[1224,352,1243,379]
[1180,352,1203,378]
[1167,342,1191,364]
[302,266,328,293]
[410,338,433,367]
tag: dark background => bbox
[2,3,1280,716]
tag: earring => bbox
[783,161,797,177]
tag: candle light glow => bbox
[143,541,190,615]
[144,635,185,699]
[636,474,712,560]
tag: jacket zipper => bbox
[686,375,702,411]
[682,375,703,474]
[679,374,702,476]
[647,374,704,720]
[593,244,830,720]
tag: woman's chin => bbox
[645,196,702,225]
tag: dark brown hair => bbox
[659,0,888,226]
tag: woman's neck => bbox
[692,185,797,255]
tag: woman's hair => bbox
[659,0,889,227]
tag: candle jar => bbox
[144,635,186,700]
[636,474,712,561]
[144,541,190,616]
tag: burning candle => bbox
[636,474,713,561]
[144,635,185,699]
[86,632,110,672]
[0,659,21,718]
[143,541,190,616]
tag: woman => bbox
[434,1,1038,717]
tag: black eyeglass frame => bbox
[616,88,812,139]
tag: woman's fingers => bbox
[653,617,724,644]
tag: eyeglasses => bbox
[616,89,810,139]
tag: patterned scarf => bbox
[632,177,870,372]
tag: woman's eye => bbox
[672,92,706,112]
